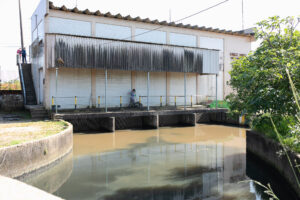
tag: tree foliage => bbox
[227,16,300,116]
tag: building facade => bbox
[31,0,254,110]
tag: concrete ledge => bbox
[159,114,195,127]
[0,175,62,200]
[142,115,159,129]
[246,130,300,197]
[0,121,73,179]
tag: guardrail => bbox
[51,95,218,113]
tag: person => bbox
[17,48,22,63]
[130,89,136,104]
[21,48,27,63]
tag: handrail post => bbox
[160,96,162,107]
[175,96,177,107]
[75,96,77,109]
[120,96,122,108]
[98,96,100,108]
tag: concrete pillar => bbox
[143,115,159,129]
[100,117,115,132]
[196,112,210,123]
[166,72,170,105]
[91,69,96,107]
[131,71,136,89]
[181,113,196,126]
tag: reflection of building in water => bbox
[54,125,250,200]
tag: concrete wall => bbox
[0,94,24,111]
[246,130,300,197]
[0,121,73,178]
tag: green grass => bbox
[209,100,230,109]
[0,120,68,148]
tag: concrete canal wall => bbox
[53,109,233,132]
[0,121,73,179]
[246,130,300,197]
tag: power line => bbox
[100,0,229,46]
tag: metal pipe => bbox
[19,63,26,105]
[105,69,107,112]
[18,0,24,51]
[147,72,150,111]
[184,72,187,110]
[55,67,58,113]
[216,74,218,109]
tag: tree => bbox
[227,16,300,117]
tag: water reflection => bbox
[51,124,257,200]
[21,152,73,194]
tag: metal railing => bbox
[51,94,217,113]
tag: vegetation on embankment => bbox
[226,16,300,153]
[0,121,68,148]
[0,79,21,90]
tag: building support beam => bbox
[184,72,187,110]
[55,67,58,113]
[91,69,96,107]
[147,72,150,111]
[166,72,170,106]
[105,69,107,112]
[196,74,200,104]
[216,74,218,109]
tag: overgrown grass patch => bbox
[0,121,68,148]
[251,115,300,153]
[209,100,230,109]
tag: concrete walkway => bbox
[0,175,62,200]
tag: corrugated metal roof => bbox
[48,1,254,37]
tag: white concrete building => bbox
[30,0,254,110]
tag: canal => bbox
[23,124,298,200]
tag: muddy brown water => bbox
[23,124,297,200]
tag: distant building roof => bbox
[49,1,254,38]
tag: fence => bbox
[51,94,217,113]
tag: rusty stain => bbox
[47,34,219,73]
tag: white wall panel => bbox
[169,72,184,105]
[95,23,131,40]
[48,17,91,36]
[135,28,166,44]
[31,0,47,33]
[96,70,131,107]
[199,37,223,50]
[135,72,166,106]
[186,73,197,105]
[197,73,223,101]
[49,68,92,109]
[169,33,196,47]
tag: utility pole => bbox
[18,0,24,50]
[241,0,244,30]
